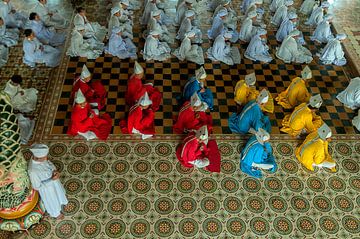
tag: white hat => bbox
[255,128,270,144]
[223,31,233,39]
[257,89,269,104]
[111,6,121,15]
[285,0,293,6]
[218,9,228,17]
[245,73,256,86]
[74,25,85,31]
[30,144,49,158]
[134,61,144,74]
[301,66,312,80]
[309,94,323,108]
[139,92,152,106]
[185,31,196,38]
[185,10,195,18]
[75,89,86,104]
[80,64,91,79]
[121,0,129,5]
[289,29,301,37]
[288,11,298,20]
[191,92,202,107]
[257,28,267,36]
[196,125,208,140]
[195,67,207,80]
[318,123,332,140]
[149,29,162,35]
[247,11,257,18]
[151,9,161,17]
[336,33,346,40]
[321,1,330,8]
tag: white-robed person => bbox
[271,0,293,28]
[105,26,137,59]
[66,25,103,59]
[142,29,171,61]
[27,12,65,47]
[245,0,265,25]
[73,7,107,42]
[244,28,273,63]
[207,31,241,65]
[305,1,329,27]
[269,0,284,13]
[28,144,68,220]
[276,12,305,45]
[310,14,334,44]
[239,10,258,43]
[318,33,347,66]
[108,6,133,39]
[22,29,61,68]
[213,0,238,32]
[208,8,227,40]
[141,0,172,26]
[0,43,8,67]
[177,10,202,44]
[0,0,26,28]
[148,9,173,44]
[32,0,67,29]
[173,30,204,65]
[175,0,194,26]
[300,0,317,16]
[337,77,360,110]
[0,16,18,47]
[276,29,313,64]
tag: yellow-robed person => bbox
[275,65,312,109]
[281,94,323,137]
[295,123,336,172]
[234,72,274,113]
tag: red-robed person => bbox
[67,89,112,140]
[176,126,221,172]
[120,92,155,140]
[173,92,213,134]
[71,64,107,110]
[125,61,162,111]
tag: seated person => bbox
[73,7,107,42]
[173,30,204,65]
[142,29,171,61]
[305,1,329,27]
[32,0,68,28]
[240,128,277,178]
[0,0,26,28]
[67,90,112,140]
[244,28,273,63]
[148,10,173,44]
[276,12,305,45]
[0,17,19,47]
[280,94,323,137]
[108,6,133,39]
[207,31,241,65]
[105,26,137,60]
[177,10,202,44]
[337,77,360,110]
[238,10,258,43]
[295,123,336,172]
[175,0,195,26]
[310,14,334,44]
[213,0,239,32]
[207,9,227,41]
[318,33,347,66]
[271,0,293,28]
[300,0,317,16]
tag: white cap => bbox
[185,10,195,18]
[196,125,208,140]
[285,0,293,6]
[255,128,270,144]
[121,0,129,5]
[134,61,144,74]
[247,11,257,18]
[185,31,196,38]
[111,6,121,15]
[288,11,298,20]
[223,31,233,39]
[321,1,330,8]
[195,67,207,80]
[336,33,346,40]
[149,29,162,35]
[218,9,228,17]
[318,123,332,140]
[74,25,85,31]
[81,64,91,79]
[139,92,152,106]
[309,94,323,108]
[151,9,161,17]
[30,144,49,158]
[257,89,269,104]
[245,73,256,86]
[191,92,202,107]
[75,89,86,104]
[289,29,301,37]
[301,66,312,80]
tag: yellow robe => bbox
[295,131,335,171]
[234,80,274,113]
[280,103,323,137]
[275,77,311,109]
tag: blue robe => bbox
[208,15,224,40]
[183,76,214,110]
[228,100,271,134]
[276,19,305,45]
[240,135,277,178]
[244,35,273,63]
[23,37,61,68]
[28,20,65,47]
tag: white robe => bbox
[23,37,61,67]
[173,37,204,65]
[239,17,257,42]
[73,13,107,42]
[177,17,202,43]
[142,35,171,61]
[0,1,26,28]
[28,160,68,218]
[271,5,288,27]
[105,32,137,59]
[208,14,224,40]
[32,2,67,28]
[310,20,333,43]
[66,30,103,59]
[207,35,241,65]
[319,39,346,66]
[300,0,317,16]
[141,1,157,25]
[148,17,174,44]
[3,80,38,113]
[336,77,360,110]
[305,6,323,27]
[108,15,133,39]
[352,110,360,131]
[175,1,188,26]
[270,0,285,13]
[244,35,273,63]
[276,19,305,45]
[213,6,238,31]
[16,113,35,144]
[0,23,18,47]
[276,35,313,64]
[0,44,8,67]
[28,20,65,47]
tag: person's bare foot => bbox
[56,213,64,220]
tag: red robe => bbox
[173,101,213,134]
[125,74,162,111]
[67,103,112,140]
[120,105,155,135]
[71,77,107,110]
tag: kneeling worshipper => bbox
[125,61,162,111]
[280,94,323,138]
[73,7,107,42]
[244,28,273,63]
[66,25,103,60]
[276,12,305,45]
[352,110,360,131]
[3,74,38,113]
[245,0,265,25]
[228,89,271,134]
[0,44,8,67]
[141,0,172,26]
[173,30,204,65]
[67,89,112,140]
[240,128,277,178]
[173,92,212,134]
[318,33,347,66]
[207,31,241,66]
[142,29,171,61]
[269,0,284,13]
[176,125,221,172]
[310,14,334,44]
[276,30,313,64]
[0,0,26,28]
[71,64,107,110]
[275,65,312,109]
[305,1,329,27]
[295,123,336,172]
[148,10,173,44]
[336,77,360,110]
[32,0,68,28]
[22,29,61,68]
[27,12,65,47]
[271,0,293,28]
[0,17,18,47]
[176,10,202,44]
[28,144,68,220]
[300,0,317,16]
[213,0,239,32]
[175,0,195,27]
[182,66,214,110]
[208,9,237,42]
[120,92,155,140]
[238,10,258,43]
[108,6,133,40]
[105,26,137,60]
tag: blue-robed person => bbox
[276,12,305,45]
[182,66,214,110]
[228,89,271,134]
[240,128,277,178]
